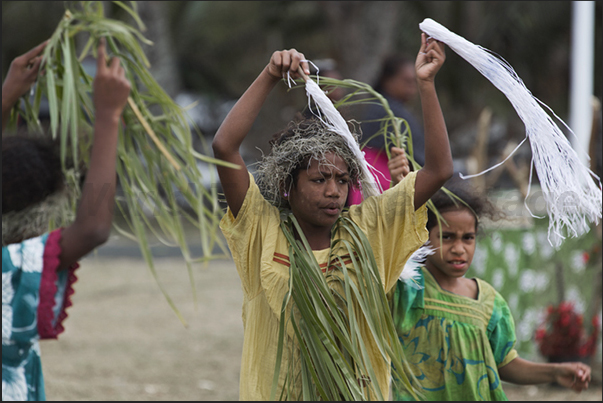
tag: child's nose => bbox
[450,240,465,254]
[325,179,340,197]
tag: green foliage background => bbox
[475,217,601,361]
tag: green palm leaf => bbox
[12,1,235,324]
[270,213,421,401]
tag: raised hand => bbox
[2,40,48,105]
[415,33,446,82]
[2,40,49,132]
[266,49,310,81]
[93,38,131,121]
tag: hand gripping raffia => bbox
[419,18,602,248]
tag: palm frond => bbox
[271,213,421,401]
[11,1,233,324]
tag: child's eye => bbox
[338,178,349,184]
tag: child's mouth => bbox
[448,260,467,270]
[323,204,341,215]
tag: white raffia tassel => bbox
[303,77,382,199]
[419,18,602,248]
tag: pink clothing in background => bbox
[347,147,391,205]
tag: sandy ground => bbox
[41,252,602,401]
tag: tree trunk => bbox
[320,1,402,85]
[136,1,182,98]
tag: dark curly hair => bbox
[2,135,65,214]
[426,175,502,233]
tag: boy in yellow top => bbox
[212,33,452,400]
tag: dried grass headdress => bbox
[255,117,364,208]
[2,188,74,246]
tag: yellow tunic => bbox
[219,171,428,400]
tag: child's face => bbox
[425,208,477,279]
[386,64,417,103]
[287,152,350,234]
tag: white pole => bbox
[569,1,595,168]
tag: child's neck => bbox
[307,234,332,251]
[295,226,332,251]
[425,265,478,300]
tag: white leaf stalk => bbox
[419,18,602,248]
[303,78,383,199]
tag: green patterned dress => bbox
[391,267,518,401]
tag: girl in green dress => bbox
[387,154,592,400]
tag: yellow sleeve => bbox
[499,349,519,369]
[219,172,279,298]
[347,171,428,292]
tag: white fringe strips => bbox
[419,18,602,248]
[300,73,383,199]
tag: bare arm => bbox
[413,33,453,209]
[498,357,591,393]
[212,50,309,217]
[2,40,48,134]
[58,39,131,270]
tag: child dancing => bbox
[2,39,130,401]
[388,169,592,400]
[212,33,453,400]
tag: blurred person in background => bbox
[348,53,425,205]
[313,58,346,103]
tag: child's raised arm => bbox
[498,357,591,393]
[413,32,454,209]
[212,50,309,218]
[58,39,130,269]
[2,40,48,134]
